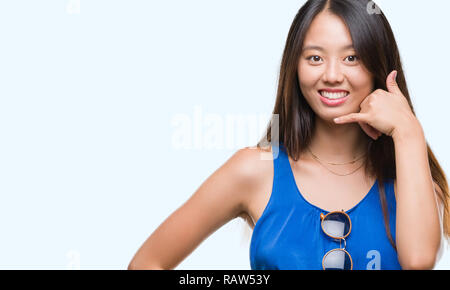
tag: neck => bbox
[308,117,370,163]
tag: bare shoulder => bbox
[230,145,274,179]
[231,145,275,223]
[235,144,274,181]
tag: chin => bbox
[314,113,339,124]
[316,110,354,124]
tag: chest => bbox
[288,157,377,212]
[294,176,376,212]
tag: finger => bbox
[386,70,401,95]
[365,129,379,140]
[334,113,369,124]
[358,121,380,140]
[371,126,382,136]
[358,121,380,135]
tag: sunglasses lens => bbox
[322,212,351,239]
[322,249,352,270]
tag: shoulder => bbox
[232,144,273,166]
[228,145,274,186]
[228,145,275,217]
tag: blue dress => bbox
[249,143,402,270]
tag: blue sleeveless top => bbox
[249,143,402,270]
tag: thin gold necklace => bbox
[307,147,367,176]
[307,147,366,165]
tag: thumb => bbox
[386,70,401,94]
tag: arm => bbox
[392,118,443,269]
[127,147,262,270]
[333,71,444,269]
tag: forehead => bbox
[302,11,354,52]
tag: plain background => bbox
[0,0,449,269]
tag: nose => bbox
[322,59,344,84]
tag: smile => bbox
[318,90,350,106]
[318,90,349,99]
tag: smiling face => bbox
[298,10,374,122]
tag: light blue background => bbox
[0,0,449,269]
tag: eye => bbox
[306,55,322,63]
[345,55,358,63]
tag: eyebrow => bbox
[302,44,355,52]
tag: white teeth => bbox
[320,91,349,99]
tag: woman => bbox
[128,0,449,270]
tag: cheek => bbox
[347,71,373,101]
[298,61,321,90]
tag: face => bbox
[298,11,374,123]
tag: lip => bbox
[318,90,349,107]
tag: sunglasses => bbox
[320,210,353,270]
